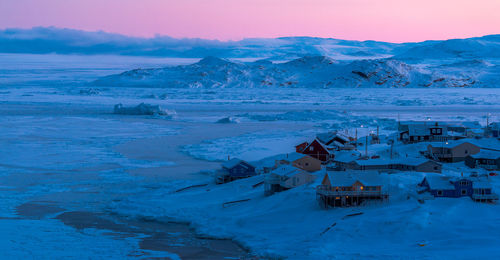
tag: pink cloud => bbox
[1,0,499,42]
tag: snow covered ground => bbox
[1,54,500,259]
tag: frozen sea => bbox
[1,53,500,259]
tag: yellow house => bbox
[275,152,322,172]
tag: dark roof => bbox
[222,158,253,169]
[468,150,500,159]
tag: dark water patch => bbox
[16,202,65,219]
[55,211,256,259]
[56,211,131,232]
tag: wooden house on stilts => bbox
[316,171,388,208]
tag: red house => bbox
[302,139,334,162]
[295,142,309,153]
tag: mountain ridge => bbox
[2,27,500,60]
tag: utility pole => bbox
[389,139,394,159]
[355,128,358,150]
[365,135,368,157]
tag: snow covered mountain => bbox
[94,55,500,88]
[0,27,401,60]
[3,27,499,61]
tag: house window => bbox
[461,189,467,195]
[460,181,467,186]
[431,128,442,135]
[437,190,443,196]
[464,150,468,154]
[309,146,314,151]
[434,166,438,170]
[305,163,309,166]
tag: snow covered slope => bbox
[94,56,500,88]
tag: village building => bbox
[316,171,388,208]
[302,139,335,162]
[300,132,356,162]
[398,121,450,143]
[427,141,480,162]
[264,165,317,195]
[316,132,352,146]
[273,152,322,172]
[465,150,500,170]
[398,121,480,143]
[257,152,322,173]
[419,175,498,202]
[342,158,442,173]
[329,150,362,171]
[295,142,309,153]
[446,121,482,137]
[216,158,257,184]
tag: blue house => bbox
[216,158,256,184]
[419,175,498,202]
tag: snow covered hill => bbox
[93,56,500,88]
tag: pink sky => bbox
[1,0,499,42]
